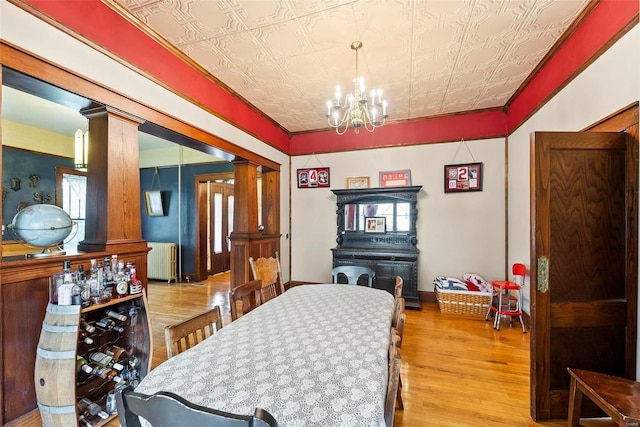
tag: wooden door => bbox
[209,183,234,275]
[530,130,638,420]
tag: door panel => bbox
[209,183,233,275]
[531,131,637,420]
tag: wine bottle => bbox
[76,355,93,373]
[102,344,129,363]
[80,319,96,334]
[85,364,123,383]
[53,261,76,306]
[79,333,93,345]
[95,317,124,333]
[78,397,109,420]
[89,351,124,371]
[105,310,127,322]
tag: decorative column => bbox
[78,105,148,254]
[229,161,280,290]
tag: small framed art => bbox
[297,167,330,188]
[379,170,411,188]
[365,217,386,233]
[345,176,370,189]
[444,162,483,193]
[145,190,165,216]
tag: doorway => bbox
[208,182,234,275]
[530,104,639,420]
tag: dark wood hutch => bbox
[331,186,422,308]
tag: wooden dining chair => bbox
[116,385,278,427]
[164,305,224,358]
[385,330,402,427]
[249,252,284,303]
[395,276,404,299]
[229,280,262,321]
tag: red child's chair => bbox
[486,263,527,332]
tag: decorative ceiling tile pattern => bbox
[115,0,590,133]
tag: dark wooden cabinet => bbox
[331,186,422,308]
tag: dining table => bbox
[135,283,396,426]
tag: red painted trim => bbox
[289,110,507,156]
[17,0,638,156]
[21,0,290,152]
[507,0,639,131]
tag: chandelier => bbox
[325,41,388,135]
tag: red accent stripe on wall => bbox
[18,0,638,156]
[289,110,507,156]
[21,0,290,152]
[507,0,639,131]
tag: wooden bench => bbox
[567,368,640,427]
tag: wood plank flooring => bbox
[13,274,581,426]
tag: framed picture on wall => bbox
[297,167,330,188]
[444,162,483,193]
[145,190,165,216]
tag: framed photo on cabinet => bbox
[379,170,411,188]
[364,217,386,233]
[444,162,483,193]
[345,176,370,189]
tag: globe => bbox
[8,204,73,256]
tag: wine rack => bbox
[35,292,152,427]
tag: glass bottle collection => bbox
[50,256,142,307]
[75,305,142,425]
[48,257,145,425]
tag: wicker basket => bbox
[435,288,493,316]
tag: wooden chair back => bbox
[385,331,402,427]
[229,280,262,321]
[395,276,403,299]
[249,252,284,303]
[164,306,223,358]
[391,297,405,329]
[115,385,278,427]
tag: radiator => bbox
[147,242,177,283]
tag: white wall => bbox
[508,26,640,377]
[291,138,506,289]
[0,0,292,281]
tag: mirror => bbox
[343,202,410,232]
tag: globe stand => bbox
[31,246,67,259]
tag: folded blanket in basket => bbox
[462,273,492,292]
[433,276,468,290]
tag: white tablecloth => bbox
[136,284,395,426]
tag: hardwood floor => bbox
[14,274,580,426]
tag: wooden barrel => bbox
[34,303,80,427]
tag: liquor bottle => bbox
[76,355,93,373]
[53,261,76,306]
[88,351,124,371]
[95,317,124,333]
[72,265,87,306]
[105,310,127,322]
[78,397,109,420]
[103,256,113,291]
[80,318,96,334]
[85,364,123,383]
[113,261,128,299]
[128,263,143,295]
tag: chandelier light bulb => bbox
[324,41,388,135]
